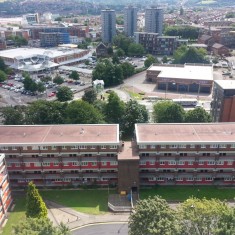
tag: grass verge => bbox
[140,186,235,201]
[41,189,113,215]
[1,197,26,235]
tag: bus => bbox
[172,98,198,107]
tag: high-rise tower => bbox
[145,7,163,35]
[124,6,137,37]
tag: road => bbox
[71,223,128,235]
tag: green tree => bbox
[129,196,180,235]
[13,217,70,235]
[26,100,66,124]
[112,54,120,64]
[56,86,74,102]
[185,107,211,123]
[82,88,97,104]
[113,34,133,55]
[65,100,104,124]
[144,55,158,68]
[0,70,7,82]
[121,62,135,78]
[115,48,125,57]
[41,76,52,83]
[164,26,199,40]
[0,106,26,125]
[105,91,125,123]
[0,58,7,72]
[53,75,64,85]
[23,76,38,92]
[69,71,79,81]
[37,82,46,93]
[178,198,234,235]
[225,12,235,18]
[92,59,124,87]
[153,101,185,123]
[128,43,145,57]
[162,56,168,64]
[55,17,62,21]
[121,100,148,137]
[7,35,28,47]
[107,46,113,56]
[26,181,47,219]
[173,46,209,64]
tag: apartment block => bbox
[124,6,137,37]
[0,154,12,226]
[101,9,116,43]
[145,7,163,35]
[39,32,70,47]
[135,32,188,55]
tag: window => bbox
[168,161,176,165]
[190,144,195,148]
[42,162,50,166]
[176,178,183,181]
[12,146,17,150]
[157,177,164,181]
[160,161,165,165]
[149,161,155,165]
[227,161,233,165]
[139,145,147,149]
[64,178,71,182]
[188,161,194,165]
[79,145,87,149]
[219,144,226,148]
[187,177,194,181]
[51,146,57,150]
[71,146,78,149]
[41,146,48,150]
[32,146,39,150]
[225,178,233,181]
[63,162,69,166]
[201,145,206,149]
[34,163,41,167]
[178,161,185,165]
[81,162,88,166]
[150,145,155,149]
[110,161,117,166]
[205,177,213,181]
[217,161,224,165]
[140,161,146,165]
[210,144,218,148]
[199,161,204,165]
[7,163,12,167]
[179,145,186,148]
[101,162,107,166]
[15,163,20,167]
[203,153,210,156]
[110,145,117,149]
[170,145,177,149]
[161,145,166,149]
[196,178,202,181]
[53,162,59,166]
[91,162,97,166]
[207,161,215,165]
[72,162,79,166]
[230,144,235,148]
[23,146,28,150]
[90,146,96,149]
[149,177,155,181]
[1,147,8,150]
[25,163,30,167]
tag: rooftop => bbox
[214,80,235,90]
[0,124,119,145]
[148,63,213,81]
[0,47,87,59]
[135,123,235,144]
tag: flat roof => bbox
[148,64,213,81]
[0,47,87,59]
[214,80,235,90]
[135,123,235,144]
[0,124,119,145]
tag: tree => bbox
[115,48,125,57]
[0,106,26,125]
[0,58,7,72]
[73,18,78,23]
[164,26,199,40]
[82,88,97,104]
[7,35,28,47]
[121,100,148,137]
[26,181,47,219]
[37,82,46,93]
[173,46,209,64]
[128,43,145,57]
[144,55,158,68]
[162,56,168,64]
[13,217,70,235]
[185,107,211,123]
[65,100,104,124]
[129,196,180,235]
[0,70,7,82]
[107,46,113,56]
[26,100,67,124]
[69,71,79,81]
[112,54,120,64]
[92,59,124,87]
[56,86,74,102]
[55,17,62,21]
[41,76,52,83]
[121,62,135,78]
[178,198,234,235]
[23,76,38,92]
[105,91,125,123]
[53,75,64,85]
[153,101,185,123]
[113,34,133,55]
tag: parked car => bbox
[48,92,56,97]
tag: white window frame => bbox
[227,161,233,165]
[51,146,57,150]
[41,146,48,150]
[170,145,178,149]
[149,161,155,165]
[199,161,204,165]
[15,163,20,167]
[160,161,165,165]
[230,144,235,148]
[178,161,185,165]
[110,161,117,166]
[72,162,79,166]
[188,161,194,165]
[201,145,206,149]
[54,162,59,166]
[150,145,155,149]
[168,161,176,165]
[217,161,224,165]
[179,145,186,149]
[140,161,146,165]
[42,162,50,166]
[101,145,106,149]
[79,145,87,149]
[1,147,8,150]
[139,145,147,149]
[190,144,195,148]
[81,162,88,166]
[25,163,30,167]
[210,144,218,148]
[110,145,117,149]
[34,163,41,167]
[71,146,78,149]
[161,145,166,149]
[32,146,39,150]
[90,146,96,149]
[12,146,17,150]
[207,161,215,165]
[62,146,67,149]
[101,161,107,166]
[219,144,226,148]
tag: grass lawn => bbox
[140,186,235,201]
[123,88,144,100]
[1,197,26,235]
[41,189,113,215]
